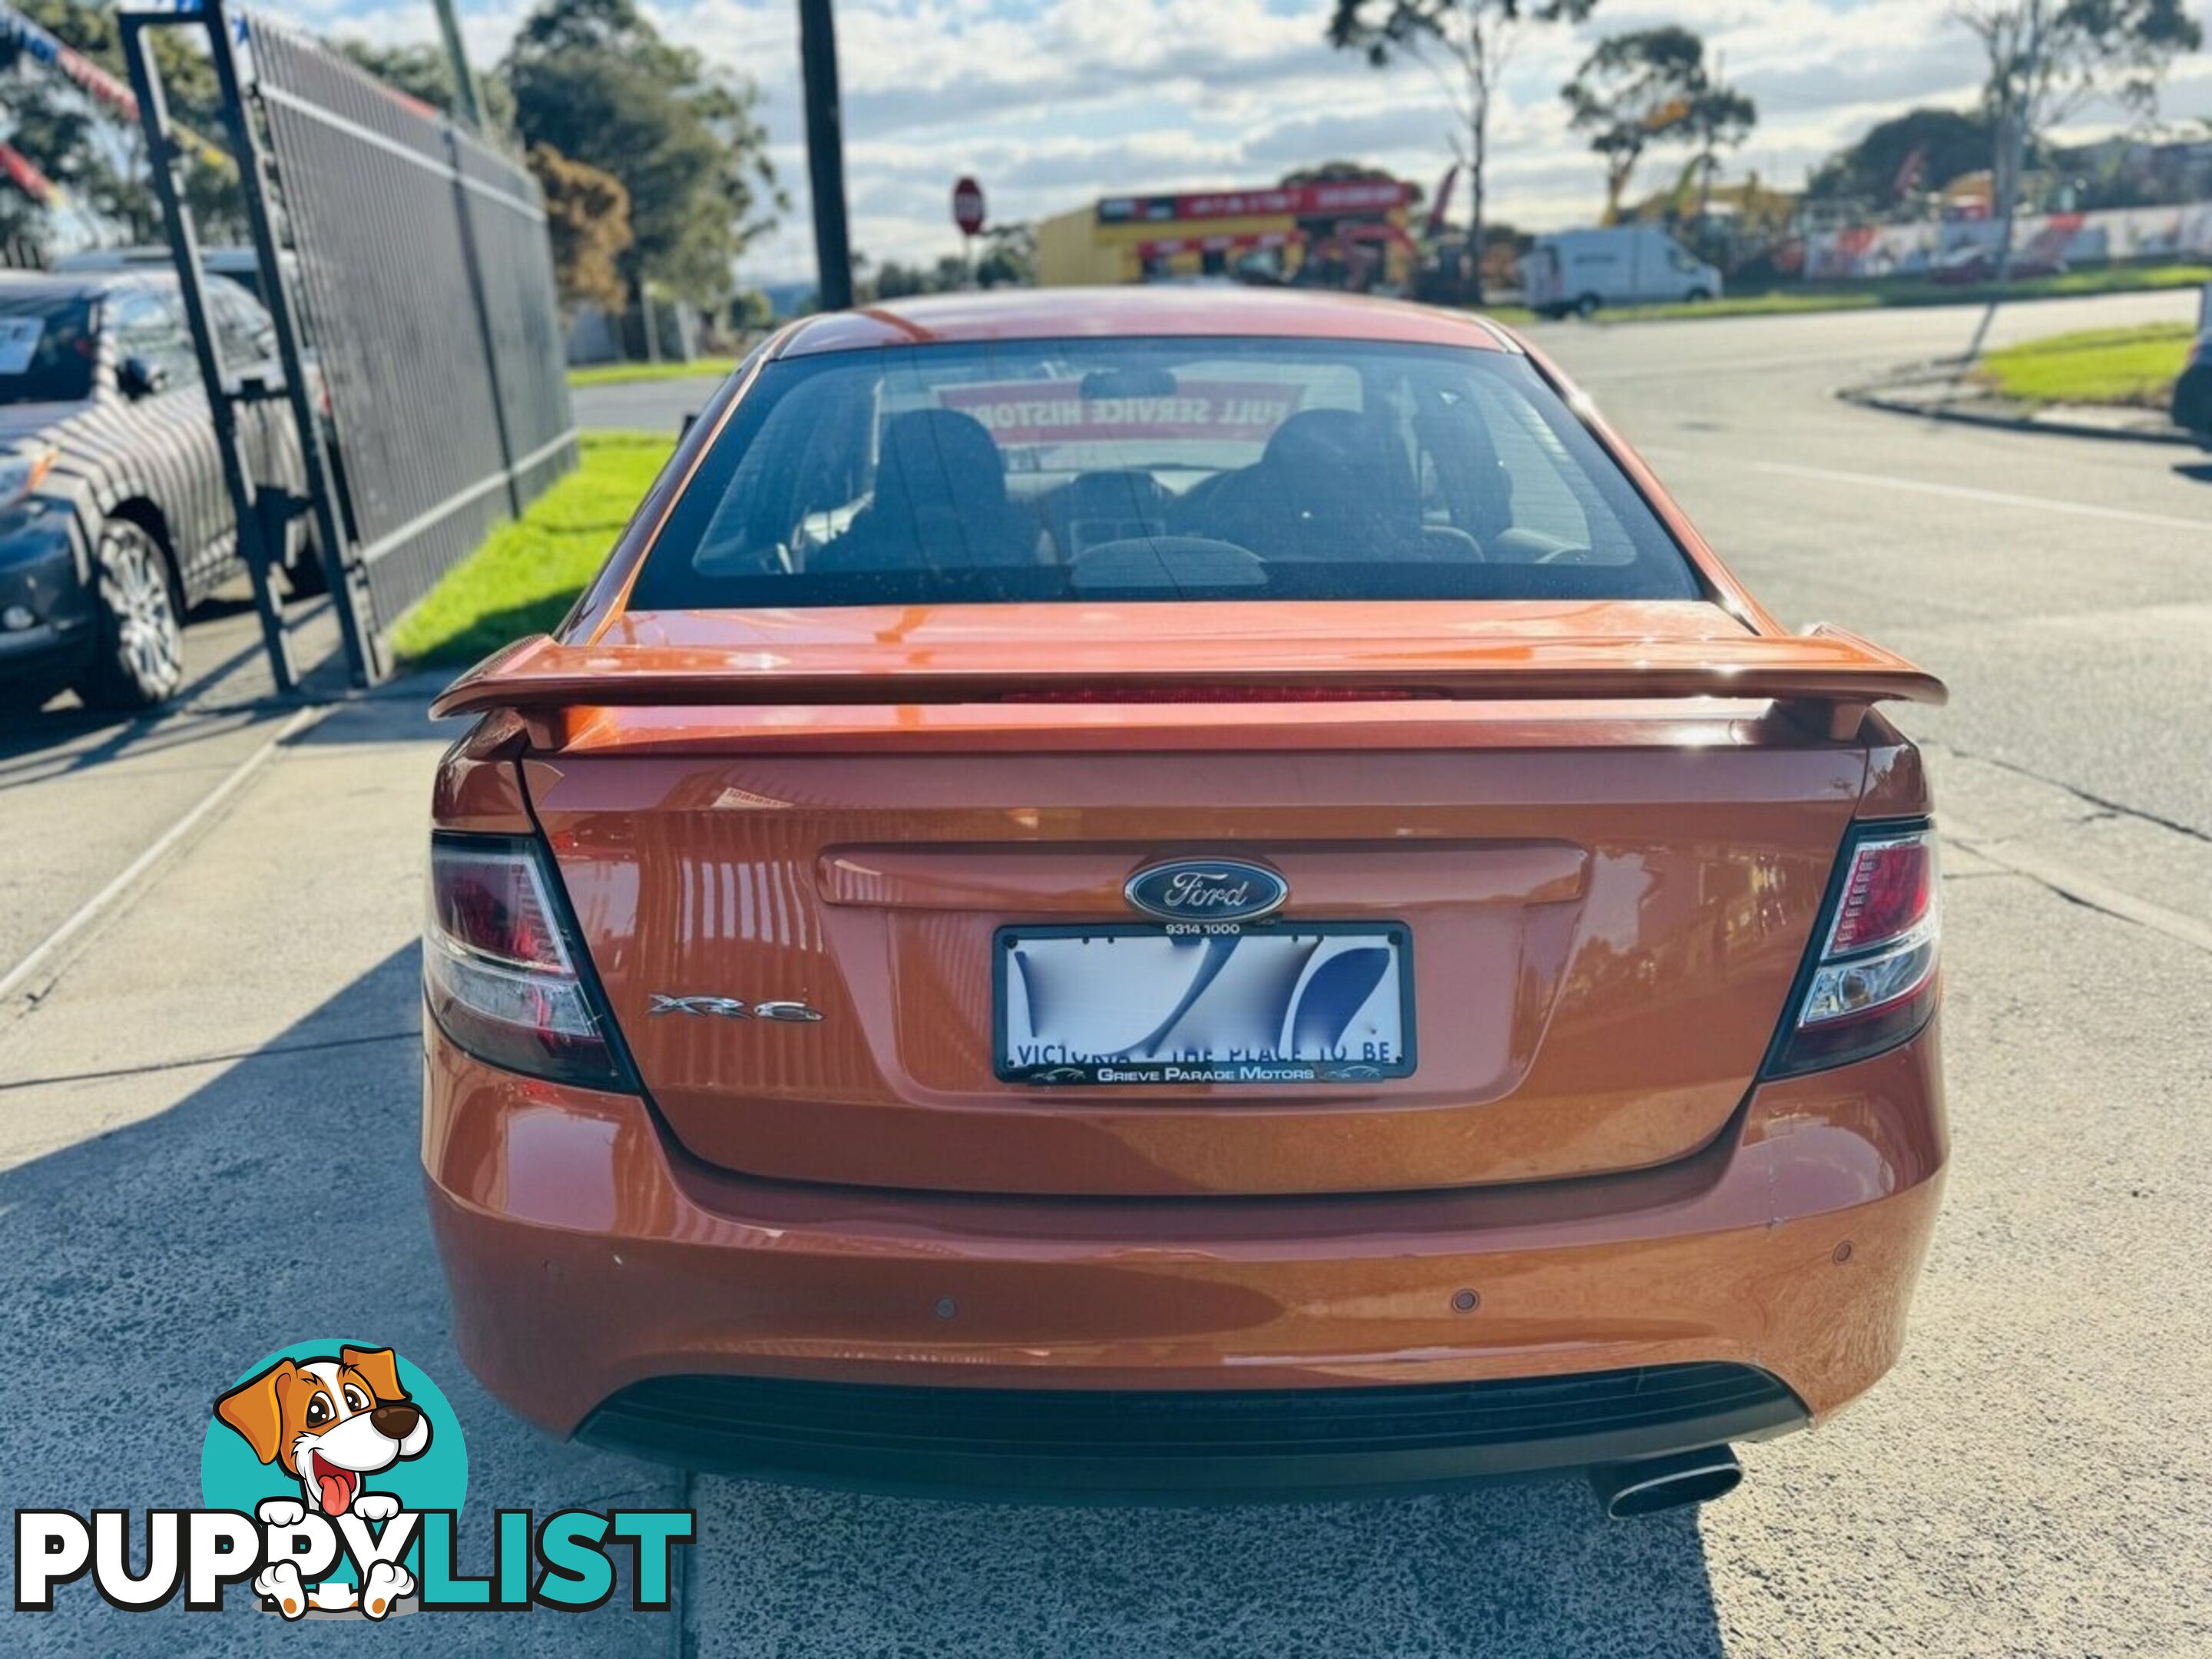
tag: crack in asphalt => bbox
[1940,818,2212,955]
[674,1469,697,1659]
[1929,740,2212,847]
[0,704,329,1023]
[0,1027,419,1092]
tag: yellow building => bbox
[1037,180,1417,289]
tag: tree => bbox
[503,0,782,307]
[0,0,242,247]
[1683,68,1756,226]
[334,38,518,137]
[869,259,933,300]
[1561,27,1710,219]
[1329,0,1595,303]
[860,230,1033,300]
[1953,0,2200,283]
[1805,108,1997,205]
[527,144,632,313]
[975,221,1036,287]
[728,287,773,330]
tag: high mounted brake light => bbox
[1766,824,1940,1078]
[1002,687,1429,704]
[424,833,634,1091]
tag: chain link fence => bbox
[123,0,575,687]
[246,14,575,650]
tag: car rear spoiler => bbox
[431,624,1943,740]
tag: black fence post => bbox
[447,127,523,519]
[119,6,295,694]
[200,0,380,685]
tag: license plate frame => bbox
[993,920,1416,1086]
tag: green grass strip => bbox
[568,356,743,389]
[1975,321,2194,409]
[389,430,676,668]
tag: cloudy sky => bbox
[279,0,2212,283]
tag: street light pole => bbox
[798,0,853,310]
[428,0,486,133]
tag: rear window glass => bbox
[625,336,1702,608]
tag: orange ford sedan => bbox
[422,289,1946,1517]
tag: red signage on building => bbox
[1134,230,1299,259]
[1098,180,1413,226]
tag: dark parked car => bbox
[0,270,316,713]
[2173,315,2212,449]
[53,244,293,311]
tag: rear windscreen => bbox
[624,336,1703,608]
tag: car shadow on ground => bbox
[0,591,339,768]
[0,942,1729,1658]
[0,945,679,1655]
[690,1472,1727,1658]
[0,702,264,794]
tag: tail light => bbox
[424,833,635,1091]
[1766,823,1940,1077]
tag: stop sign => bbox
[952,176,986,237]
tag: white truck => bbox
[1520,227,1722,318]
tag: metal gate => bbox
[121,0,576,687]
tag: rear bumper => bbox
[423,1022,1945,1491]
[579,1364,1805,1500]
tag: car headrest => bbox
[1257,408,1417,529]
[877,409,1007,518]
[1260,409,1376,476]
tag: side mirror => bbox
[118,356,169,399]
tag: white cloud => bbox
[267,0,2212,283]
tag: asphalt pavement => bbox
[575,373,722,434]
[3,290,2209,1656]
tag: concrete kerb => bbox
[0,669,452,1022]
[1838,359,2197,448]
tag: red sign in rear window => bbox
[935,380,1306,446]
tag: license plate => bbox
[995,922,1415,1085]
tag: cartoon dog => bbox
[214,1346,431,1619]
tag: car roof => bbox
[54,245,273,274]
[0,267,179,303]
[777,285,1518,358]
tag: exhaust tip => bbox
[1589,1445,1743,1520]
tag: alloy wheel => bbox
[102,531,182,700]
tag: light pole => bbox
[429,0,486,134]
[798,0,853,310]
